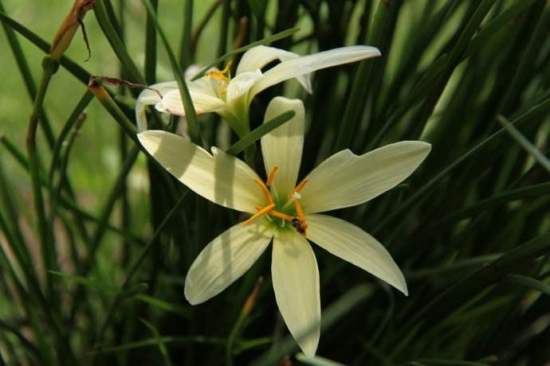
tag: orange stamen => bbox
[292,199,307,230]
[266,166,279,187]
[295,178,309,193]
[206,60,233,82]
[255,206,295,222]
[254,178,274,205]
[243,204,275,226]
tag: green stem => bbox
[26,57,57,300]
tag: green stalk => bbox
[94,0,144,83]
[334,0,395,152]
[0,0,55,148]
[0,11,89,83]
[497,115,550,174]
[70,147,140,320]
[93,192,189,356]
[26,57,57,300]
[144,0,158,83]
[180,0,193,69]
[140,0,202,146]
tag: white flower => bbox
[137,97,431,357]
[135,45,381,135]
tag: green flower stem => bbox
[226,278,263,366]
[48,90,93,186]
[93,191,189,357]
[334,0,394,153]
[27,57,58,303]
[0,209,75,364]
[217,0,231,58]
[461,0,540,62]
[47,107,87,252]
[0,0,55,148]
[496,6,549,115]
[88,77,138,141]
[2,134,141,245]
[180,0,193,69]
[94,0,144,83]
[251,285,371,365]
[140,0,203,146]
[69,147,141,321]
[0,10,90,84]
[189,0,221,55]
[497,115,550,174]
[225,110,295,155]
[144,0,158,83]
[0,226,52,364]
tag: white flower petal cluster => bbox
[138,97,431,356]
[135,45,381,135]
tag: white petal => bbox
[272,231,320,357]
[135,81,178,132]
[300,141,431,213]
[250,46,381,98]
[158,87,226,116]
[306,214,407,295]
[185,222,272,304]
[237,45,312,93]
[138,130,263,213]
[226,70,263,106]
[261,97,305,197]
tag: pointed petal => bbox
[138,130,263,213]
[135,81,178,131]
[306,214,407,295]
[226,70,263,106]
[300,141,431,213]
[260,97,305,197]
[250,46,381,97]
[237,45,312,93]
[272,231,320,357]
[157,87,226,116]
[185,222,272,304]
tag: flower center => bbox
[204,61,232,97]
[242,166,309,236]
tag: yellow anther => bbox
[243,204,275,226]
[254,178,274,205]
[266,166,279,187]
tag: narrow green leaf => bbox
[497,115,550,174]
[251,285,371,366]
[0,10,89,83]
[505,273,550,296]
[462,0,540,61]
[225,110,295,155]
[49,271,120,295]
[91,336,226,354]
[139,0,202,146]
[93,0,144,83]
[141,319,173,366]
